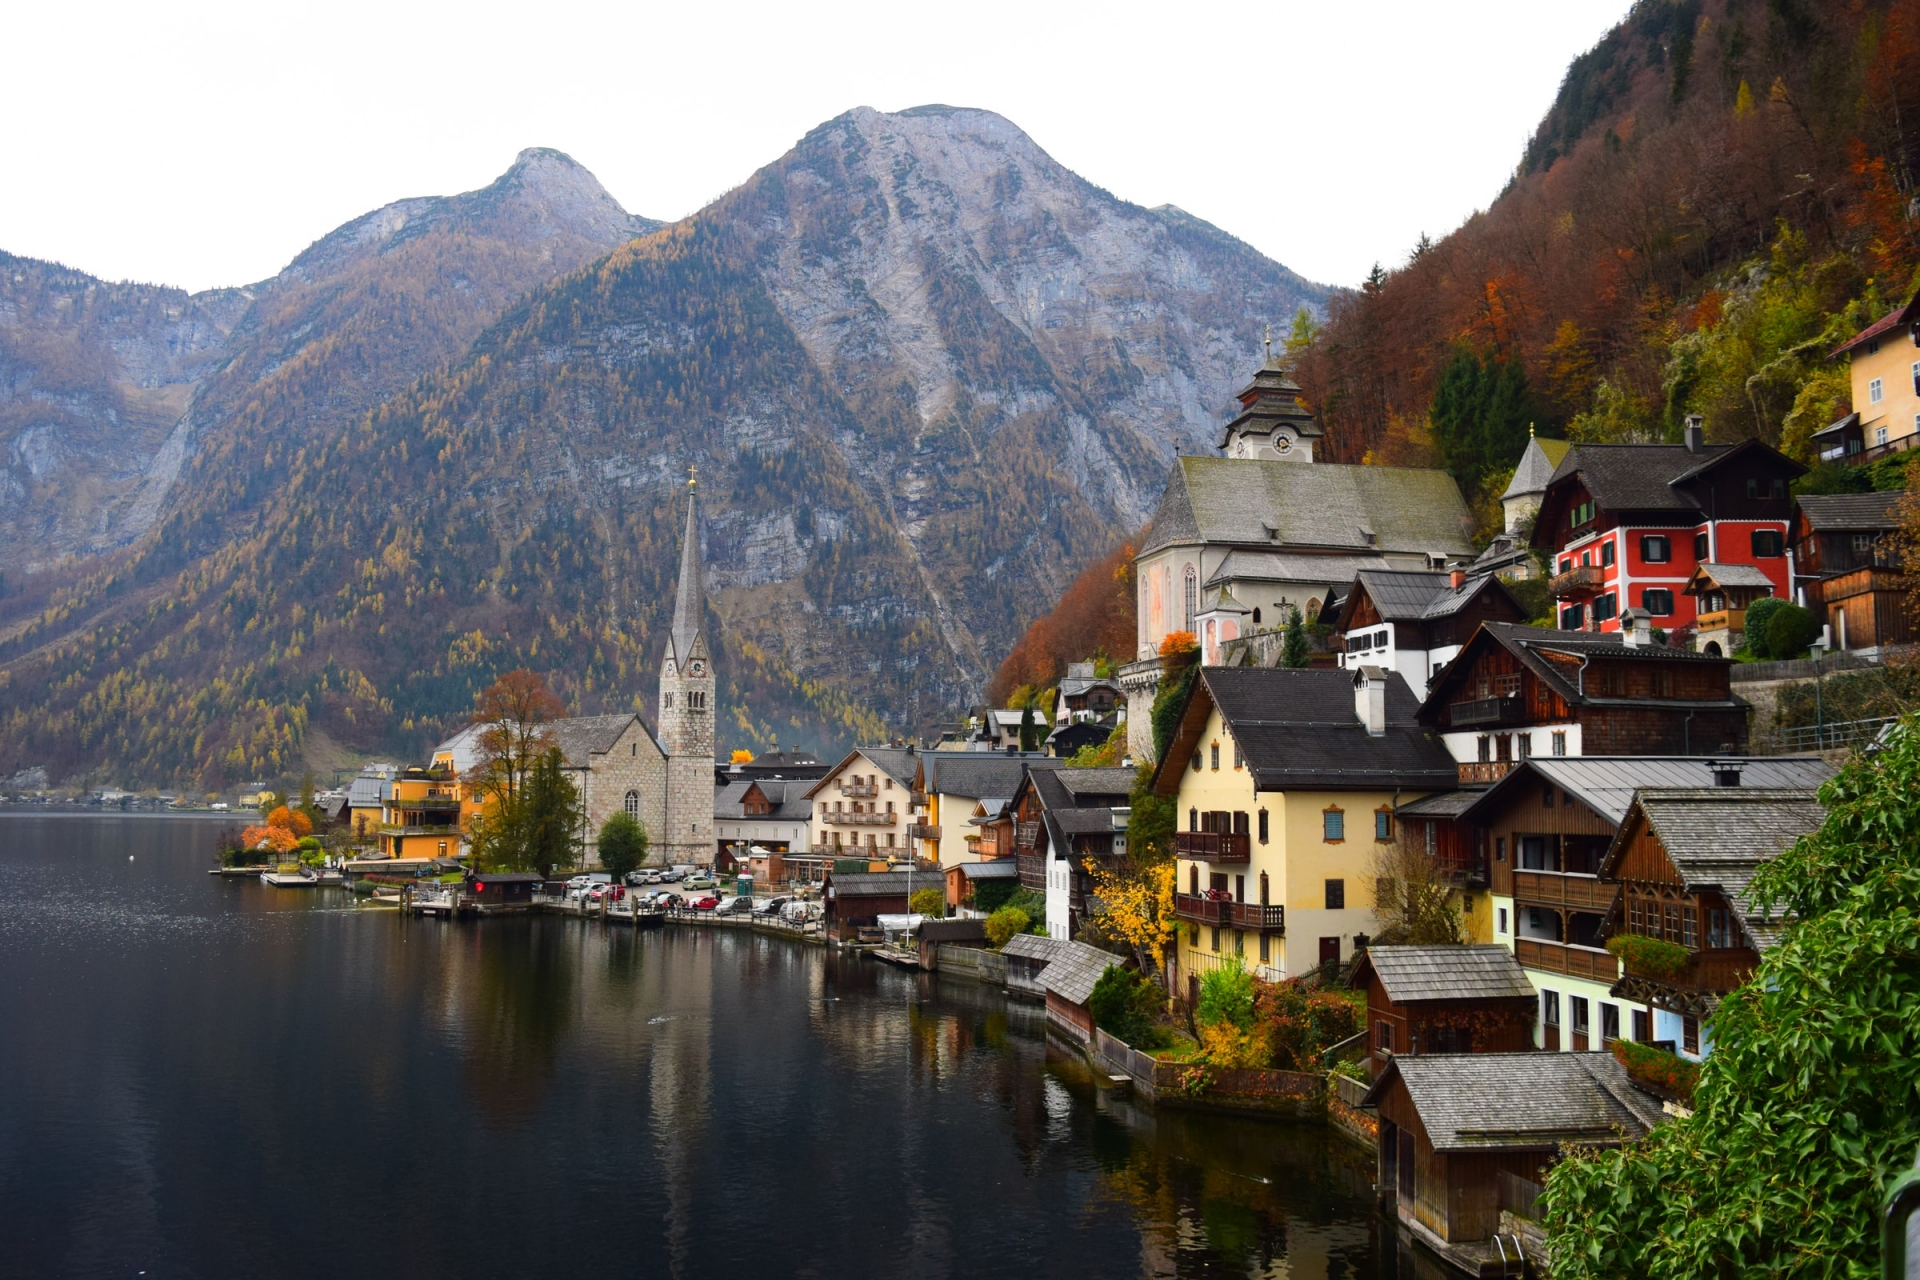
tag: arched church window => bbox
[1183,567,1198,631]
[664,693,675,710]
[625,791,640,819]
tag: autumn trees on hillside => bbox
[987,540,1138,706]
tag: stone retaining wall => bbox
[935,944,1008,985]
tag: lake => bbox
[0,815,1403,1279]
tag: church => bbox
[530,478,716,868]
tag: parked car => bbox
[623,870,649,888]
[715,895,753,916]
[752,896,790,918]
[587,883,624,903]
[684,874,718,891]
[781,900,822,924]
[689,895,721,911]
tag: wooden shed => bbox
[465,871,542,912]
[1038,940,1119,1046]
[1350,945,1537,1080]
[822,871,923,942]
[1363,1052,1662,1271]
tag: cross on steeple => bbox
[1264,323,1273,362]
[688,463,697,489]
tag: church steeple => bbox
[667,471,707,668]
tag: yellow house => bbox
[1828,294,1920,460]
[379,765,466,862]
[1153,665,1458,1000]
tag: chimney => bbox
[1712,760,1744,788]
[1353,666,1388,737]
[1684,414,1704,454]
[1449,568,1466,590]
[1619,607,1647,648]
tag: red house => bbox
[1533,428,1803,638]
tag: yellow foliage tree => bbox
[730,748,754,764]
[1088,857,1176,973]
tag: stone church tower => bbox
[657,478,715,866]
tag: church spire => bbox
[669,468,705,665]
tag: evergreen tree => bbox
[1281,606,1310,668]
[1018,704,1041,753]
[1429,346,1542,494]
[596,810,648,881]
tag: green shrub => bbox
[1742,595,1788,657]
[1764,601,1820,659]
[1605,932,1692,980]
[985,905,1030,948]
[1195,956,1255,1031]
[595,811,648,880]
[1088,965,1169,1049]
[1254,979,1363,1070]
[909,887,946,919]
[972,878,1021,914]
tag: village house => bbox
[1363,1052,1663,1272]
[944,858,1020,912]
[822,870,926,944]
[346,764,398,843]
[1449,756,1833,1055]
[1155,665,1457,994]
[911,751,1058,868]
[1682,562,1780,657]
[1054,662,1123,724]
[1819,288,1920,463]
[1533,430,1802,638]
[1002,765,1134,942]
[1119,354,1476,758]
[1791,491,1913,651]
[1415,621,1749,769]
[714,777,813,859]
[1331,569,1527,701]
[716,743,830,783]
[377,765,464,862]
[806,747,918,858]
[1599,783,1824,1061]
[1349,945,1537,1081]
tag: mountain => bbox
[1294,0,1920,490]
[0,108,1326,788]
[0,148,658,575]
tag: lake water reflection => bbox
[0,816,1401,1279]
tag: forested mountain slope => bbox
[0,108,1325,787]
[1296,0,1920,506]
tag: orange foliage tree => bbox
[467,669,567,808]
[987,540,1137,706]
[265,806,313,838]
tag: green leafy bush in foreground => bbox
[1543,718,1920,1278]
[1088,965,1169,1049]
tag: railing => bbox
[1549,564,1607,597]
[1450,695,1526,727]
[1016,821,1041,849]
[377,823,460,836]
[1229,901,1285,932]
[1173,831,1250,864]
[1515,937,1618,981]
[1457,760,1515,784]
[839,782,878,798]
[1174,892,1230,925]
[1512,870,1617,911]
[822,811,896,826]
[1760,714,1899,754]
[1617,940,1759,992]
[1180,946,1285,984]
[906,823,942,842]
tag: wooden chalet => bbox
[1682,561,1778,656]
[1350,945,1536,1080]
[822,871,924,943]
[1599,783,1823,1059]
[1416,622,1748,770]
[1009,766,1134,939]
[1364,1052,1663,1273]
[943,857,1018,910]
[1791,491,1914,651]
[1332,568,1526,701]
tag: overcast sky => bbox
[3,0,1630,294]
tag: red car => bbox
[689,895,721,911]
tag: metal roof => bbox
[1461,757,1835,826]
[1363,1052,1664,1151]
[956,860,1020,879]
[1394,788,1487,818]
[1354,945,1535,1004]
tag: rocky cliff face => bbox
[0,111,1325,786]
[0,149,657,574]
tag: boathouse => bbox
[822,871,922,943]
[466,872,542,911]
[1350,945,1537,1080]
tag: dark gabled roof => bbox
[1831,291,1920,356]
[1796,491,1905,532]
[714,778,813,821]
[955,859,1020,880]
[549,714,648,767]
[806,746,919,797]
[1338,569,1518,631]
[1039,941,1122,1005]
[1418,622,1738,721]
[825,872,924,898]
[922,752,1059,801]
[1458,757,1836,827]
[1602,786,1825,950]
[1362,1052,1664,1151]
[1140,456,1475,557]
[1535,442,1804,544]
[1156,666,1457,794]
[468,871,544,884]
[1351,945,1536,1004]
[1393,788,1487,818]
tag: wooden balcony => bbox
[1457,760,1515,784]
[1512,871,1618,912]
[822,811,895,826]
[1515,937,1618,982]
[839,781,878,798]
[1449,695,1526,728]
[1694,607,1745,634]
[1617,939,1760,993]
[1549,564,1606,597]
[1174,892,1230,926]
[906,823,942,842]
[1229,901,1285,932]
[1173,831,1250,864]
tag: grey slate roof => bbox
[1055,768,1136,800]
[1501,436,1574,500]
[1039,941,1122,1005]
[1141,457,1475,558]
[1204,550,1396,590]
[808,746,921,796]
[1796,491,1904,531]
[550,714,645,767]
[957,859,1020,880]
[1459,757,1836,826]
[1355,945,1535,1004]
[1364,1052,1664,1151]
[1394,789,1487,818]
[1547,443,1734,513]
[1606,786,1826,950]
[714,778,813,821]
[1691,561,1777,590]
[1343,569,1515,627]
[1176,667,1458,792]
[923,753,1058,801]
[1000,933,1070,963]
[347,775,391,808]
[826,872,923,898]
